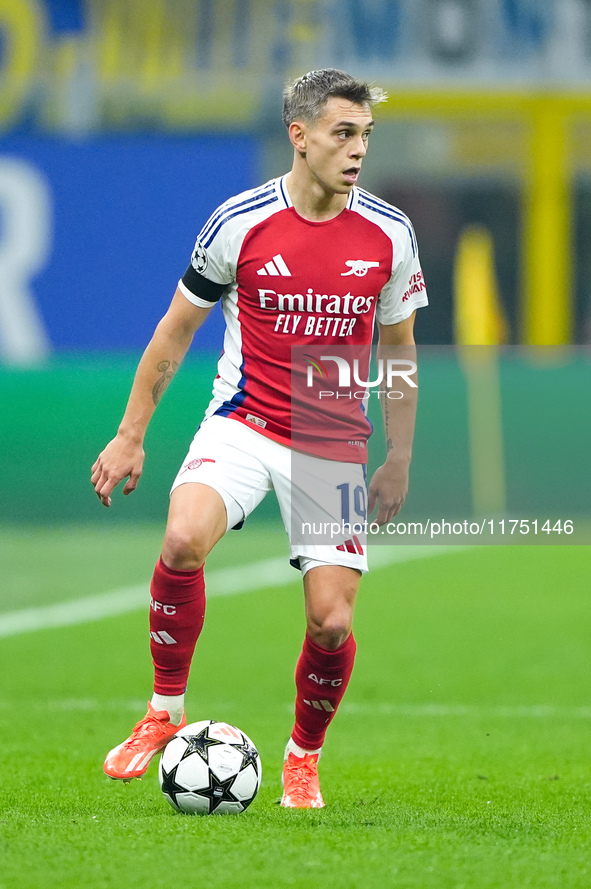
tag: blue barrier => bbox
[0,135,258,353]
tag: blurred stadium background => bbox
[0,0,589,527]
[1,8,590,885]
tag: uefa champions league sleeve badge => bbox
[191,241,208,274]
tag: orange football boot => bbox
[280,751,325,808]
[103,703,186,781]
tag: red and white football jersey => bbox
[178,176,428,462]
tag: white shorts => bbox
[171,415,368,575]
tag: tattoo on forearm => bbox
[384,398,393,451]
[152,360,179,406]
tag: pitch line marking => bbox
[10,698,591,720]
[339,702,591,719]
[0,545,462,639]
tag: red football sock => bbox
[150,557,206,696]
[291,632,356,751]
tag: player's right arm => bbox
[91,287,212,507]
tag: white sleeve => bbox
[376,227,428,325]
[180,205,238,303]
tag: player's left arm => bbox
[367,312,418,525]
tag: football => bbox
[158,720,262,815]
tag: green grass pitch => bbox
[0,525,590,888]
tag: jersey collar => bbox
[278,175,358,211]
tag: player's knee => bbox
[307,615,352,651]
[161,525,210,571]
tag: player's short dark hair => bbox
[282,68,387,128]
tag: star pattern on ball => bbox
[181,728,225,765]
[232,737,260,775]
[204,771,240,814]
[160,762,188,810]
[159,723,261,815]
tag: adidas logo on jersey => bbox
[257,254,292,276]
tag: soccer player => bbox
[92,69,428,808]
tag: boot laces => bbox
[124,713,169,750]
[286,757,316,798]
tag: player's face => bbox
[302,97,374,194]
